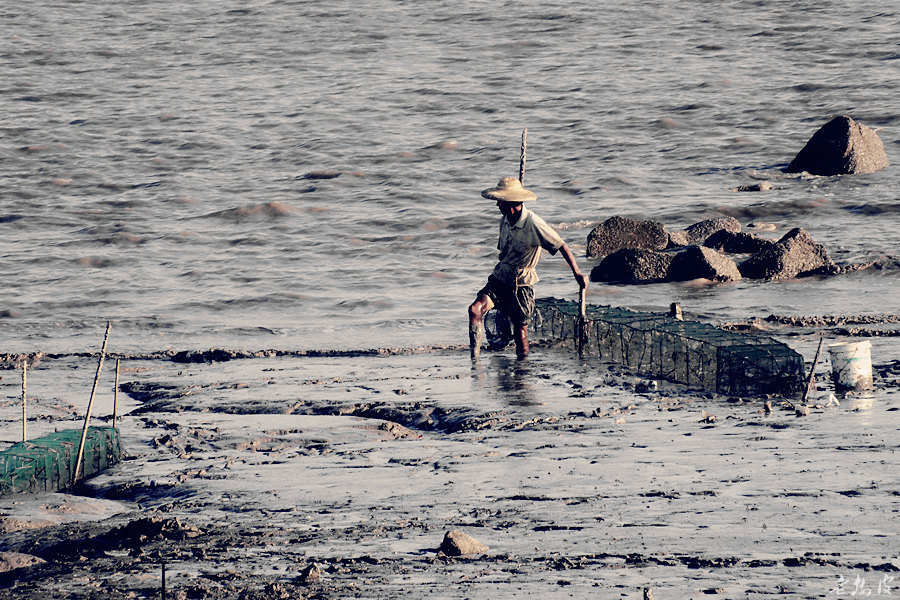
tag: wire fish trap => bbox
[531,297,805,397]
[0,427,121,495]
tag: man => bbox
[469,177,587,360]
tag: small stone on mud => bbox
[635,380,658,393]
[437,529,488,556]
[299,562,322,583]
[261,581,295,599]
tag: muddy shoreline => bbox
[1,333,898,599]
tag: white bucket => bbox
[828,340,873,391]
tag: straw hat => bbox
[481,177,537,202]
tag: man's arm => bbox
[558,243,588,290]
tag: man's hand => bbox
[574,271,588,290]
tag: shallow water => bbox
[1,0,898,355]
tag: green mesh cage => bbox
[0,427,121,495]
[532,298,805,397]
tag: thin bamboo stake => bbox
[74,321,111,483]
[801,336,825,405]
[113,358,120,429]
[518,129,527,184]
[577,287,587,355]
[21,361,27,443]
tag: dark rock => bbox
[437,530,488,556]
[730,181,774,192]
[104,516,202,547]
[635,380,658,394]
[667,230,690,248]
[586,216,668,258]
[299,563,322,584]
[738,228,836,280]
[683,217,742,245]
[0,552,44,574]
[301,170,341,180]
[172,348,240,363]
[258,582,297,599]
[669,245,742,282]
[704,230,775,254]
[590,248,674,283]
[785,115,889,175]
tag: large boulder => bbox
[738,228,835,280]
[590,248,674,283]
[586,216,668,259]
[785,115,889,175]
[667,230,690,248]
[704,230,774,254]
[676,217,742,246]
[669,245,742,282]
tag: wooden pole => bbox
[74,321,111,483]
[113,358,120,429]
[21,360,27,443]
[518,128,527,184]
[801,336,825,405]
[577,287,587,355]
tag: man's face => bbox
[497,200,522,218]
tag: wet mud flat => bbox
[1,345,898,600]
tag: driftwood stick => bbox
[113,358,120,428]
[74,321,111,482]
[21,361,27,443]
[518,128,527,184]
[801,336,825,404]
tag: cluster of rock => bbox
[587,215,838,284]
[585,115,892,285]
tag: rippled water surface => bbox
[2,0,898,354]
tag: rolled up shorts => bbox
[477,275,534,326]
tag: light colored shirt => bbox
[491,207,565,286]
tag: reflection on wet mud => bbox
[471,354,542,407]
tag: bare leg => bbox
[468,294,493,359]
[514,323,529,360]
